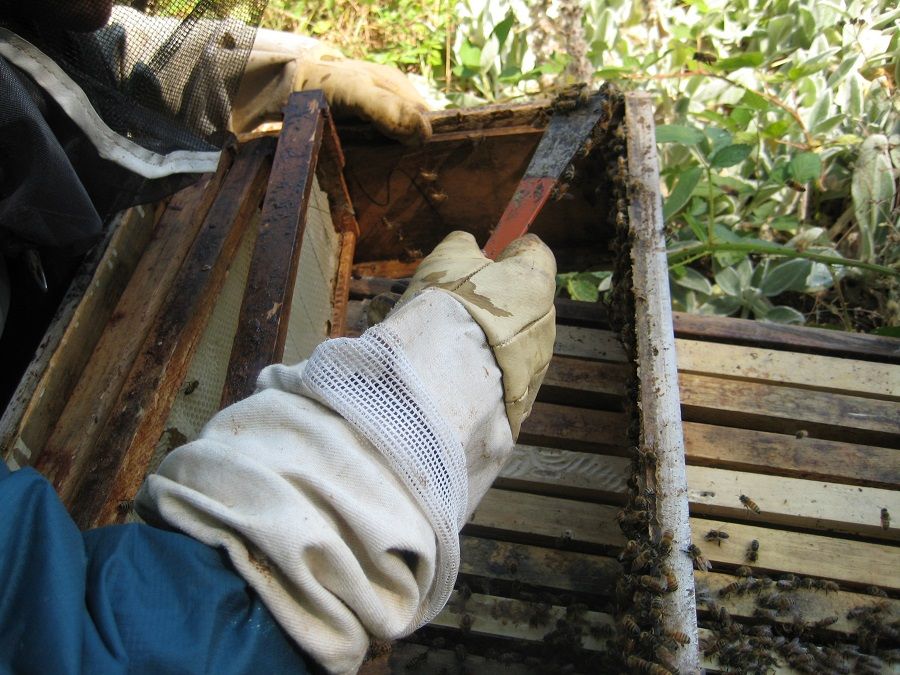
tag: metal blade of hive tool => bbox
[481,89,608,259]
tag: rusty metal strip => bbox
[220,91,327,408]
[625,92,699,672]
[68,138,276,528]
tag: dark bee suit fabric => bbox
[0,461,312,674]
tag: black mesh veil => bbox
[1,1,267,157]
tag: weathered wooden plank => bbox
[686,465,900,541]
[519,403,627,453]
[676,339,900,401]
[679,375,900,448]
[523,394,898,488]
[556,324,900,402]
[539,357,900,447]
[681,422,898,489]
[673,312,900,365]
[457,535,897,637]
[470,489,900,589]
[0,204,159,469]
[221,92,325,407]
[432,591,612,651]
[554,325,628,362]
[37,170,227,501]
[497,445,900,541]
[496,445,629,502]
[695,570,898,636]
[65,138,275,528]
[459,535,621,596]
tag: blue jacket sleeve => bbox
[0,462,311,675]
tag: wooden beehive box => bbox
[2,90,898,674]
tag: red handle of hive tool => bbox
[481,89,609,260]
[482,177,557,259]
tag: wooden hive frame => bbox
[3,90,898,674]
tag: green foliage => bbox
[262,0,900,331]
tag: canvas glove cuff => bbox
[398,231,556,438]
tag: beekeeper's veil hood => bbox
[0,0,267,255]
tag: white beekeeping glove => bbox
[233,28,431,143]
[398,231,557,438]
[137,233,555,674]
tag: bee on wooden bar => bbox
[666,630,691,646]
[735,565,753,577]
[754,607,779,621]
[740,494,761,514]
[619,540,640,561]
[459,613,473,632]
[664,569,679,592]
[816,579,839,594]
[657,529,674,555]
[621,613,641,635]
[746,539,760,563]
[626,655,673,675]
[719,580,746,598]
[704,528,730,546]
[686,543,712,571]
[637,445,657,468]
[881,507,890,530]
[631,548,656,572]
[183,379,199,396]
[639,574,669,594]
[776,574,798,591]
[427,190,448,203]
[811,615,839,629]
[116,499,135,515]
[654,644,676,669]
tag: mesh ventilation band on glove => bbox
[299,326,468,626]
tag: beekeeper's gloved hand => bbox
[397,231,556,438]
[233,28,431,143]
[137,232,555,674]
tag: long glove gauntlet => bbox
[137,233,556,673]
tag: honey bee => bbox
[719,580,744,598]
[658,529,674,555]
[754,607,779,621]
[811,615,839,629]
[654,644,676,668]
[786,179,807,192]
[637,445,657,468]
[735,565,753,577]
[619,540,640,561]
[881,507,890,530]
[419,168,439,182]
[664,569,679,592]
[704,528,730,546]
[666,630,690,646]
[816,579,839,594]
[116,499,135,515]
[459,613,473,632]
[693,51,718,64]
[183,379,199,395]
[639,574,670,594]
[632,548,656,572]
[686,543,712,571]
[739,494,761,514]
[626,655,673,675]
[621,613,641,635]
[427,190,448,203]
